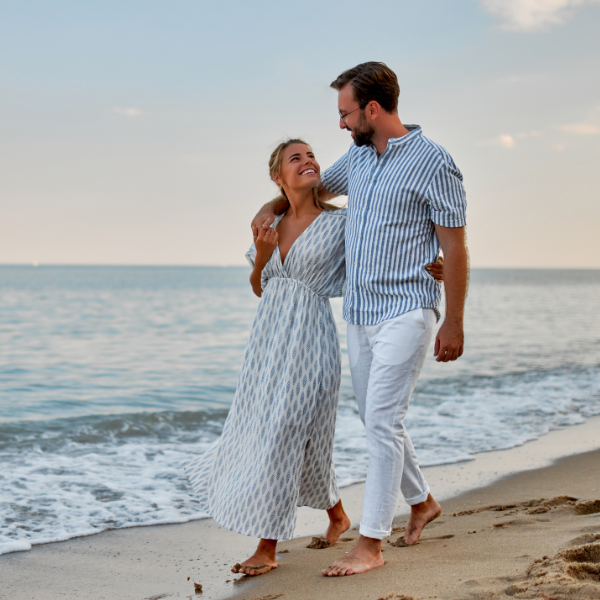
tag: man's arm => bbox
[250,185,339,235]
[251,196,289,237]
[433,225,469,362]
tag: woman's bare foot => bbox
[322,535,384,576]
[309,499,352,549]
[231,539,278,576]
[323,500,352,545]
[404,493,442,545]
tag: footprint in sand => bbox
[574,500,600,515]
[306,536,334,549]
[568,533,600,546]
[390,534,454,547]
[452,496,581,518]
[505,540,600,598]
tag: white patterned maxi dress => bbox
[183,208,346,540]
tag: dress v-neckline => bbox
[277,211,324,267]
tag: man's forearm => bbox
[317,184,339,203]
[442,243,468,323]
[269,196,289,216]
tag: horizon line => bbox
[1,263,599,271]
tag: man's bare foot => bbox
[404,493,442,545]
[322,535,384,576]
[232,539,278,576]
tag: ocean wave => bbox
[1,365,599,556]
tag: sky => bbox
[1,0,599,268]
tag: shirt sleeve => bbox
[426,160,467,227]
[321,149,350,196]
[245,242,257,267]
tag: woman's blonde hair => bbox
[268,138,338,211]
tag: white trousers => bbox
[347,308,436,540]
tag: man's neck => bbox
[371,115,410,156]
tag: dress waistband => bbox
[265,277,327,299]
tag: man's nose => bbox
[339,117,346,130]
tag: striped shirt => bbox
[321,125,467,325]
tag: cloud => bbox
[479,0,600,31]
[479,134,517,148]
[112,107,143,117]
[498,134,517,148]
[560,122,599,134]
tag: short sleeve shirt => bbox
[321,125,466,325]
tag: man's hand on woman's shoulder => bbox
[251,197,289,238]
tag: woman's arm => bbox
[249,225,279,297]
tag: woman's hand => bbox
[255,226,279,263]
[249,226,279,298]
[426,256,444,283]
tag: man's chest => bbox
[346,155,430,221]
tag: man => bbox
[252,62,468,576]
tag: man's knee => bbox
[364,414,404,442]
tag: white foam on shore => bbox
[3,415,599,557]
[1,364,599,557]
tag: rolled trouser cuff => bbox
[359,522,391,540]
[404,485,430,506]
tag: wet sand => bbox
[2,417,600,600]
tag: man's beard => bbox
[351,112,375,147]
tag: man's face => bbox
[338,84,375,147]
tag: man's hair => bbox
[330,62,399,113]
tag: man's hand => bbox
[251,197,288,238]
[433,225,468,363]
[434,319,464,362]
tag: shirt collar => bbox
[386,124,422,147]
[365,124,422,155]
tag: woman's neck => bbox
[284,188,320,219]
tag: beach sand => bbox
[2,417,600,600]
[232,449,600,600]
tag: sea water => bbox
[1,266,599,555]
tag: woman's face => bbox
[274,143,320,192]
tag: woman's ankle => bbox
[326,500,349,522]
[255,538,278,559]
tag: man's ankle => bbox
[357,535,382,552]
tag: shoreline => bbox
[3,415,600,600]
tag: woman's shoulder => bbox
[322,207,347,218]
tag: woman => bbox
[183,139,442,576]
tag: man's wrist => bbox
[443,315,464,328]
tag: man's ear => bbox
[367,100,381,121]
